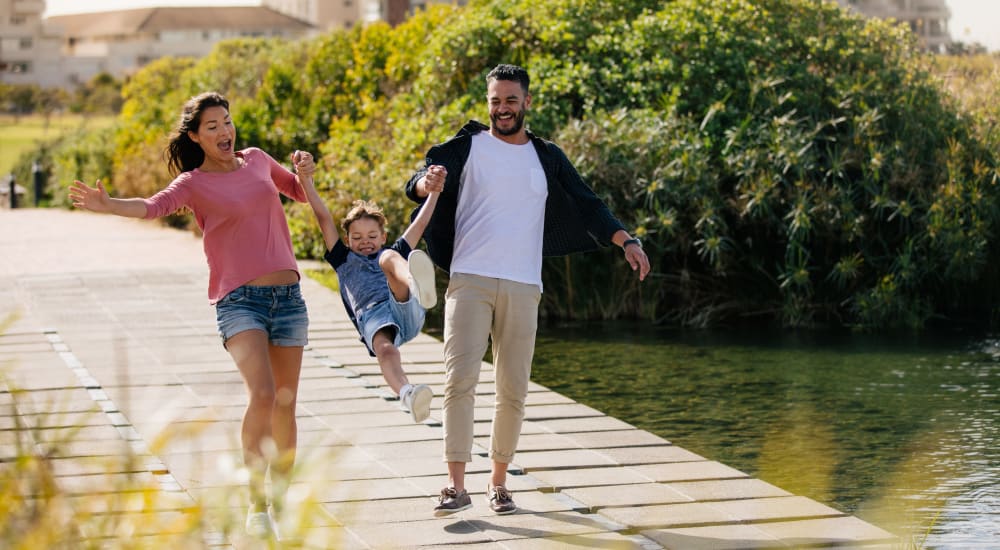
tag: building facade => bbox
[45,6,313,87]
[1,0,64,87]
[1,2,313,88]
[263,0,466,31]
[835,0,951,52]
[2,0,466,88]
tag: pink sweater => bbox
[142,147,307,303]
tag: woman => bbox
[69,91,314,540]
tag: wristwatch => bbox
[622,238,642,249]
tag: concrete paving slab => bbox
[473,419,547,437]
[499,532,657,549]
[295,527,371,550]
[529,466,653,491]
[465,510,624,541]
[4,390,103,414]
[523,403,606,420]
[44,438,134,458]
[666,478,791,501]
[314,477,430,502]
[390,543,507,550]
[708,495,844,522]
[476,432,581,452]
[630,460,749,482]
[292,458,399,482]
[462,491,577,517]
[522,391,576,405]
[346,517,491,548]
[378,455,492,477]
[323,496,443,524]
[753,516,898,545]
[75,510,197,538]
[601,500,736,529]
[563,429,670,449]
[55,471,159,495]
[32,423,124,442]
[562,483,693,511]
[9,410,109,429]
[407,473,539,497]
[513,448,618,471]
[46,456,146,477]
[598,445,706,465]
[301,397,408,415]
[641,524,783,549]
[531,416,637,433]
[333,423,443,445]
[354,439,449,459]
[68,491,197,514]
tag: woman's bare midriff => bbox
[245,270,299,286]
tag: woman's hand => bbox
[68,179,112,213]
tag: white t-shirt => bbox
[452,132,547,289]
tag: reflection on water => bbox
[530,323,999,547]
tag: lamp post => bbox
[8,174,15,209]
[33,161,44,207]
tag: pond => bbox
[529,322,999,548]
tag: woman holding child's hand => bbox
[69,91,313,541]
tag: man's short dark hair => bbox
[487,64,530,93]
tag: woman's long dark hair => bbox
[165,92,230,176]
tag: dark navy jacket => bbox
[404,120,626,272]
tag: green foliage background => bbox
[30,0,1000,329]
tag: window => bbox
[19,38,33,49]
[10,15,27,25]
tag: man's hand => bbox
[421,165,447,195]
[624,242,650,281]
[291,150,316,178]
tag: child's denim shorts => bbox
[358,293,425,351]
[215,282,309,348]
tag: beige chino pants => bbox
[442,273,541,463]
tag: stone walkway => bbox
[0,209,899,548]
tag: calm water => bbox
[530,323,999,548]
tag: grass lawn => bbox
[0,113,115,174]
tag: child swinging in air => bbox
[299,152,444,422]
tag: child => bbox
[299,154,445,422]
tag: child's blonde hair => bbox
[341,199,387,233]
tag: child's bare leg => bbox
[378,250,411,302]
[371,328,409,395]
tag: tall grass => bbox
[0,312,346,548]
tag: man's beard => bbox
[491,110,525,136]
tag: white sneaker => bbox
[402,383,433,423]
[407,249,437,309]
[268,505,283,541]
[245,509,273,539]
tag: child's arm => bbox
[400,164,445,248]
[401,189,440,249]
[293,151,339,251]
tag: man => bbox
[405,64,650,516]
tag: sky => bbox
[42,0,1000,52]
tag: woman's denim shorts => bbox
[215,282,309,348]
[358,293,425,352]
